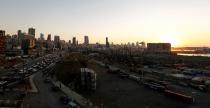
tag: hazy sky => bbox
[1,0,210,47]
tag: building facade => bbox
[54,35,61,49]
[21,33,35,54]
[40,33,44,41]
[72,37,76,46]
[47,34,51,41]
[28,28,35,37]
[147,43,171,53]
[106,37,109,48]
[84,36,89,45]
[0,30,6,54]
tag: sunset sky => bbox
[1,0,210,47]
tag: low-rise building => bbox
[147,43,171,53]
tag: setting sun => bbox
[160,34,180,47]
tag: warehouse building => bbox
[147,43,171,53]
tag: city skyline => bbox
[1,0,210,47]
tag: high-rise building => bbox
[72,37,76,46]
[21,34,35,55]
[84,36,89,45]
[0,30,5,37]
[28,28,35,37]
[54,35,60,42]
[40,33,44,40]
[17,30,24,45]
[54,35,60,49]
[0,30,6,54]
[106,37,109,47]
[46,34,53,51]
[10,35,19,48]
[18,30,22,37]
[47,34,51,41]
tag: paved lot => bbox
[23,72,66,108]
[79,64,192,108]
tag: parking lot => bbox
[80,60,210,108]
[78,61,201,108]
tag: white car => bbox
[32,68,38,72]
[67,101,79,108]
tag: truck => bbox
[164,90,194,103]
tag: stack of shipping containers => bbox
[81,68,96,90]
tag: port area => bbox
[77,60,210,108]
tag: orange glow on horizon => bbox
[159,33,181,47]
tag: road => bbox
[52,79,92,107]
[23,72,66,108]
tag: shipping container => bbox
[164,90,194,103]
[143,82,165,92]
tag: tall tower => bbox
[54,35,60,49]
[68,40,71,44]
[54,35,60,42]
[106,37,109,47]
[47,34,51,41]
[17,30,23,45]
[28,28,35,37]
[40,33,44,40]
[72,37,76,46]
[17,30,22,37]
[84,36,89,45]
[0,30,6,54]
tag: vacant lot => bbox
[79,63,193,108]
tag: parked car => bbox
[15,92,27,99]
[44,78,51,83]
[32,68,38,73]
[59,95,73,104]
[51,85,59,92]
[67,101,79,108]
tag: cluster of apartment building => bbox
[0,28,70,57]
[0,28,172,58]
